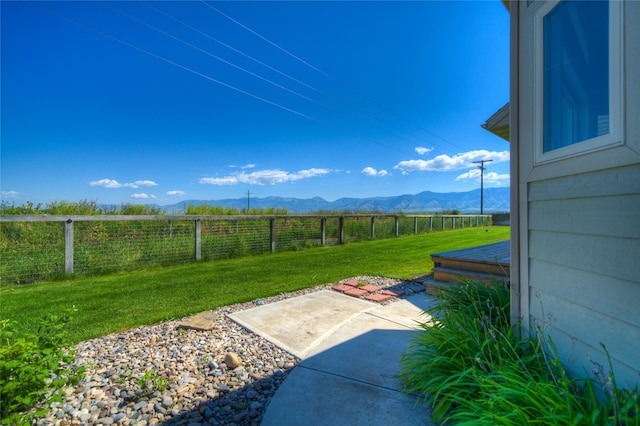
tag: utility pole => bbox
[472,159,492,215]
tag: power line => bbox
[144,1,447,154]
[139,1,331,98]
[113,2,439,156]
[25,2,419,157]
[108,2,428,154]
[100,2,328,109]
[26,2,329,126]
[202,0,468,154]
[25,1,468,159]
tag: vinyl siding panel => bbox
[528,288,640,388]
[529,259,640,327]
[529,231,638,283]
[527,170,640,387]
[529,195,640,238]
[528,164,640,201]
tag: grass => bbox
[1,226,509,344]
[400,279,640,425]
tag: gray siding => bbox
[527,165,640,387]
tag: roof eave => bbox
[481,102,510,142]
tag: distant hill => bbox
[160,187,510,213]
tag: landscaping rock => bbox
[225,351,242,369]
[35,276,424,426]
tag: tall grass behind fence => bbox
[1,214,492,285]
[73,220,196,275]
[1,221,64,283]
[200,218,271,259]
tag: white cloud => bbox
[90,179,158,189]
[394,150,510,173]
[361,167,389,177]
[131,193,157,199]
[1,190,19,198]
[166,190,185,196]
[90,179,121,188]
[129,180,158,188]
[415,146,432,155]
[199,168,331,186]
[292,168,331,180]
[455,169,510,186]
[200,176,241,186]
[483,172,511,186]
[229,163,256,169]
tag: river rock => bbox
[224,351,242,369]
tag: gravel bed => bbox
[36,276,426,426]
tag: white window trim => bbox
[533,0,623,165]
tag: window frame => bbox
[533,0,623,165]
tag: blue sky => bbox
[1,1,510,206]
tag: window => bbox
[534,0,622,163]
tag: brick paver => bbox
[344,288,369,298]
[365,293,394,303]
[331,280,416,304]
[331,284,352,293]
[359,284,381,293]
[382,289,406,297]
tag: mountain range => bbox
[158,187,510,214]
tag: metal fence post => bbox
[64,219,74,275]
[195,219,201,260]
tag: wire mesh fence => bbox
[0,214,492,285]
[73,219,196,276]
[0,221,63,284]
[200,218,271,260]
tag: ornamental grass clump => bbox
[401,280,639,425]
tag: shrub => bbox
[0,308,85,424]
[401,281,639,425]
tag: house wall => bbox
[528,166,640,386]
[513,0,640,388]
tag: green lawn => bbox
[1,227,509,343]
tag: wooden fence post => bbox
[64,219,74,275]
[370,216,375,239]
[321,218,326,245]
[194,219,201,260]
[270,219,276,253]
[394,216,399,237]
[339,217,344,244]
[414,217,418,234]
